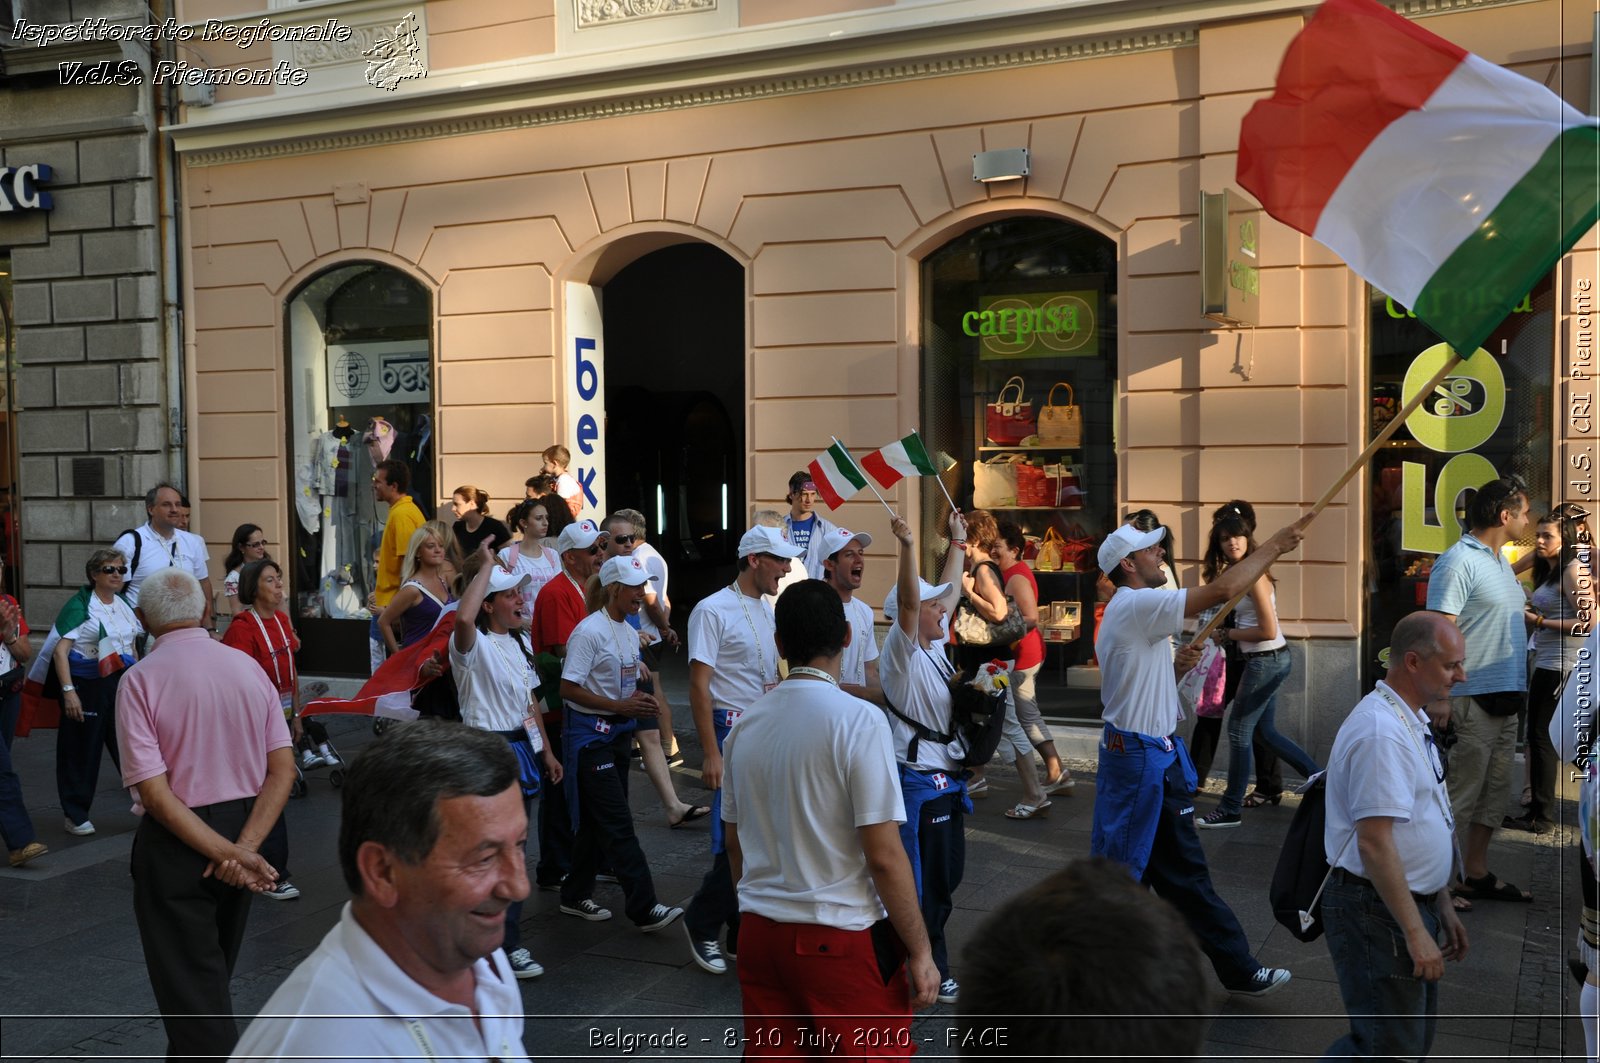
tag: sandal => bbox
[1242,790,1283,808]
[1004,800,1051,820]
[1453,872,1533,903]
[669,805,712,829]
[1452,895,1473,912]
[1044,773,1076,796]
[967,778,990,798]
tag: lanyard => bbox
[788,666,837,687]
[1372,683,1457,833]
[606,613,639,695]
[731,584,772,683]
[248,608,295,689]
[485,631,535,706]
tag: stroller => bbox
[290,681,347,798]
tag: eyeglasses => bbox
[244,540,267,549]
[585,546,603,556]
[611,534,635,546]
[99,566,129,576]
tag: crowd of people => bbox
[0,463,1594,1063]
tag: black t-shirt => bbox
[453,517,511,555]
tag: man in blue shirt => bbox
[782,471,838,581]
[1425,477,1532,906]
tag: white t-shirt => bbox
[723,678,905,930]
[450,629,540,732]
[498,542,561,606]
[840,595,880,687]
[1234,585,1287,653]
[688,585,778,714]
[229,903,529,1063]
[878,623,961,772]
[631,542,670,643]
[1097,586,1187,737]
[115,524,210,606]
[67,594,143,662]
[1324,682,1455,894]
[562,609,640,708]
[555,472,581,503]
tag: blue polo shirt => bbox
[1425,533,1528,695]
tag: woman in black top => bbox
[449,484,511,555]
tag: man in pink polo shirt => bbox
[117,567,295,1062]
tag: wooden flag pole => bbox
[1189,349,1465,646]
[834,436,897,519]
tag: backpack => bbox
[884,676,1009,769]
[1268,772,1353,942]
[115,528,143,576]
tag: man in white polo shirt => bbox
[1322,610,1469,1060]
[230,722,530,1061]
[114,483,212,608]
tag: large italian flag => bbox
[1238,0,1600,356]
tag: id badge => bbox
[620,662,639,692]
[763,681,778,694]
[521,713,545,754]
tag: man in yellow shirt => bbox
[370,459,425,672]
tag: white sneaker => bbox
[317,747,340,767]
[299,749,322,769]
[507,947,544,979]
[63,818,95,836]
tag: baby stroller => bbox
[290,681,347,798]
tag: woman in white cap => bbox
[555,554,686,935]
[451,541,563,980]
[880,509,968,1006]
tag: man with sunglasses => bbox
[1425,476,1534,906]
[114,483,212,610]
[1323,610,1470,1060]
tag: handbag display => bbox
[952,562,1031,646]
[1015,461,1051,507]
[1035,527,1066,572]
[985,376,1036,445]
[973,454,1021,508]
[1036,382,1083,447]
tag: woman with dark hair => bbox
[500,499,562,608]
[51,547,142,837]
[222,523,269,614]
[994,519,1074,802]
[450,484,511,555]
[1508,504,1594,833]
[538,493,575,546]
[1197,517,1319,829]
[221,557,327,901]
[451,541,563,980]
[1189,515,1283,802]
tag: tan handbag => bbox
[1035,527,1066,572]
[1037,383,1082,447]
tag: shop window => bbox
[919,217,1117,712]
[1364,275,1553,688]
[285,263,432,675]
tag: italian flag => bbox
[807,441,868,510]
[862,432,938,489]
[1237,0,1600,357]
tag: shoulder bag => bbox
[952,561,1030,646]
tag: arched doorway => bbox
[920,215,1118,717]
[600,242,744,626]
[284,262,432,675]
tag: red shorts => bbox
[736,912,915,1059]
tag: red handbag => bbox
[1015,462,1050,507]
[985,376,1035,445]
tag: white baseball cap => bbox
[599,555,658,587]
[1098,524,1166,572]
[486,566,533,595]
[737,525,805,560]
[819,526,873,557]
[883,578,953,621]
[557,519,604,553]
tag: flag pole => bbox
[833,436,897,519]
[1190,348,1465,645]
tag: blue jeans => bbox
[1218,649,1317,816]
[1323,874,1439,1061]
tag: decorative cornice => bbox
[185,26,1197,166]
[576,0,718,30]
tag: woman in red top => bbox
[995,520,1074,798]
[221,559,325,901]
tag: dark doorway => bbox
[602,243,744,636]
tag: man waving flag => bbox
[1237,0,1599,356]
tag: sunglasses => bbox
[611,534,635,546]
[99,565,129,576]
[244,540,267,549]
[585,545,603,556]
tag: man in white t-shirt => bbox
[230,722,531,1062]
[723,579,938,1048]
[1322,610,1468,1060]
[783,471,840,581]
[878,511,967,1004]
[115,483,212,609]
[819,525,882,705]
[1090,516,1306,997]
[683,524,804,975]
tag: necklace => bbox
[788,666,837,686]
[730,583,770,681]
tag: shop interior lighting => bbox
[972,148,1030,183]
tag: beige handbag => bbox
[1037,383,1083,447]
[972,454,1022,509]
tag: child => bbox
[543,444,583,518]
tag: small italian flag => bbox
[1238,0,1600,357]
[807,441,868,510]
[861,432,938,490]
